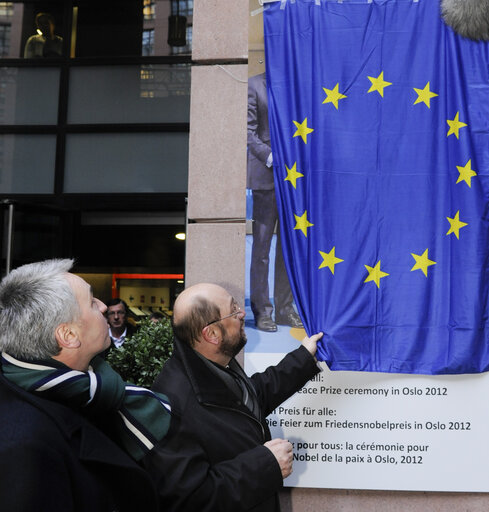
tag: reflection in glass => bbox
[64,133,188,193]
[140,64,190,103]
[0,23,11,57]
[13,210,65,263]
[0,3,13,18]
[143,0,156,21]
[0,3,65,59]
[0,0,193,58]
[169,0,192,54]
[68,64,190,124]
[74,0,191,58]
[0,67,59,124]
[171,24,191,55]
[0,1,13,57]
[142,28,154,56]
[0,134,56,193]
[171,0,193,17]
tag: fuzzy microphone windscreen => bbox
[441,0,489,41]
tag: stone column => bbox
[186,0,248,307]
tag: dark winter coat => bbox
[144,338,320,512]
[0,372,158,512]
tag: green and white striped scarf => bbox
[1,352,171,461]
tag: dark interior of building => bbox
[0,0,193,306]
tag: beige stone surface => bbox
[280,488,489,511]
[185,222,246,305]
[192,0,249,61]
[187,64,248,221]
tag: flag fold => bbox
[264,0,489,374]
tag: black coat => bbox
[0,372,158,512]
[144,338,320,512]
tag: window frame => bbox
[0,0,191,213]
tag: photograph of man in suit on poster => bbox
[247,72,303,333]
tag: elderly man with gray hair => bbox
[0,259,171,512]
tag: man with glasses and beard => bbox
[144,282,323,512]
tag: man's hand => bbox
[301,332,324,358]
[264,438,293,479]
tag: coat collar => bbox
[173,337,253,413]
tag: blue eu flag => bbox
[264,0,489,374]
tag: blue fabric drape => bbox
[264,0,489,374]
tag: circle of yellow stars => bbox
[285,70,475,289]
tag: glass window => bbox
[170,0,193,17]
[12,209,66,262]
[0,67,59,124]
[64,132,188,193]
[143,0,155,21]
[142,28,154,56]
[0,24,11,56]
[0,134,56,193]
[0,1,192,59]
[76,225,185,269]
[0,2,65,59]
[0,3,14,18]
[23,9,64,59]
[0,2,66,59]
[67,64,190,124]
[74,0,188,58]
[171,24,191,55]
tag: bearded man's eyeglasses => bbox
[205,305,243,327]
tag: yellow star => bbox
[294,211,314,237]
[447,111,467,139]
[413,82,438,108]
[284,162,304,189]
[456,159,477,188]
[364,260,389,288]
[293,118,314,144]
[318,247,344,274]
[411,249,436,277]
[446,210,468,240]
[322,83,347,110]
[367,71,392,97]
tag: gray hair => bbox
[441,0,489,41]
[0,259,80,360]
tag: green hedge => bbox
[107,316,174,388]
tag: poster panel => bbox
[245,0,489,492]
[246,351,489,492]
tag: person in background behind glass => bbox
[105,298,137,350]
[24,12,63,58]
